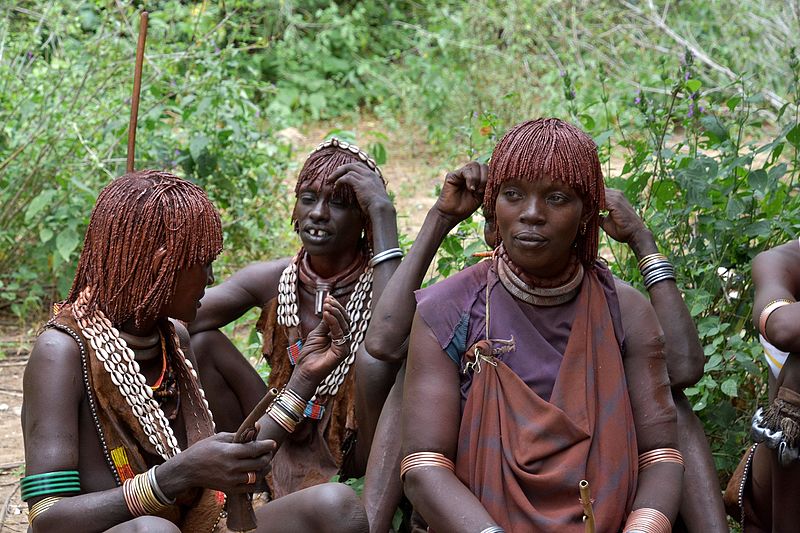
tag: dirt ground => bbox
[0,119,451,530]
[0,317,33,532]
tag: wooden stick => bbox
[126,11,149,174]
[226,388,278,532]
[579,479,595,533]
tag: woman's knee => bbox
[310,483,368,533]
[105,515,180,533]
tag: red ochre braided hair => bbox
[292,144,387,251]
[64,169,223,327]
[484,118,605,265]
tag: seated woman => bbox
[400,119,683,532]
[21,170,367,533]
[189,139,400,500]
[727,239,800,531]
[366,167,726,531]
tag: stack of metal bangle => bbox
[369,247,404,268]
[267,387,307,434]
[479,526,506,533]
[399,451,455,481]
[623,507,671,533]
[123,466,174,516]
[638,253,675,289]
[638,448,684,471]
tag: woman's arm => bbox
[602,189,704,388]
[188,259,289,334]
[752,239,800,351]
[615,281,683,526]
[23,330,274,533]
[365,162,488,362]
[401,312,497,533]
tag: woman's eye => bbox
[503,189,522,199]
[300,194,316,204]
[548,193,568,204]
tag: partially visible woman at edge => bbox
[188,138,401,501]
[365,167,726,531]
[21,170,367,533]
[397,119,683,532]
[723,239,800,531]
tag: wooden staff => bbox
[579,479,596,533]
[126,11,149,173]
[226,388,279,532]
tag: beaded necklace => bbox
[72,288,212,460]
[277,254,373,399]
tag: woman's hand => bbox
[329,162,393,217]
[161,432,276,495]
[292,296,351,387]
[434,162,488,226]
[600,189,649,244]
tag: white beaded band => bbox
[479,527,505,533]
[368,247,403,268]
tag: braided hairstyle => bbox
[484,118,605,265]
[65,170,223,326]
[292,144,387,251]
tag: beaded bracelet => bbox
[399,452,455,481]
[369,247,404,268]
[759,298,794,343]
[21,471,81,502]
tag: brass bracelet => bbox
[267,402,298,433]
[759,299,794,343]
[399,452,455,481]
[637,253,668,271]
[624,507,671,533]
[638,448,684,471]
[28,496,62,525]
[123,472,168,517]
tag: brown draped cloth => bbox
[257,297,357,499]
[48,306,225,532]
[420,262,638,532]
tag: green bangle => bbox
[21,476,80,489]
[22,481,81,495]
[22,471,79,483]
[21,484,81,501]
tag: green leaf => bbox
[787,124,800,149]
[56,227,80,262]
[726,96,741,111]
[704,354,723,372]
[39,227,53,243]
[721,378,738,397]
[190,136,210,161]
[25,190,56,223]
[685,79,702,93]
[579,114,595,130]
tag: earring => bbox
[580,220,587,235]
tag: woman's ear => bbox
[151,247,167,276]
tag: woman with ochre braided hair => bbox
[21,170,367,532]
[189,138,401,502]
[400,119,683,533]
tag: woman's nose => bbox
[519,197,545,224]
